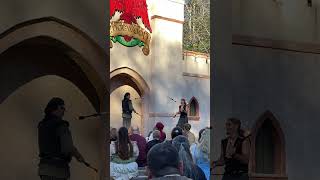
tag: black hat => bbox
[171,127,183,139]
[147,141,180,177]
[45,97,64,115]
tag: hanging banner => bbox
[110,0,152,56]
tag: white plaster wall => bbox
[183,57,210,76]
[110,43,152,87]
[182,76,210,133]
[147,0,210,136]
[148,0,185,22]
[0,75,104,180]
[0,0,106,50]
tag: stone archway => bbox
[110,67,150,135]
[0,17,108,180]
[0,17,107,102]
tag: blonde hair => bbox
[198,128,210,156]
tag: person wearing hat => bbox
[166,127,184,144]
[147,141,192,180]
[146,122,167,142]
[38,97,86,180]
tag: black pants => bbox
[40,176,68,180]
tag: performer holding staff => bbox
[122,92,139,128]
[173,98,189,129]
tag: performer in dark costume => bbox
[38,97,86,180]
[173,98,189,129]
[122,92,139,128]
[212,118,250,180]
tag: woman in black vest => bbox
[173,98,189,129]
[213,118,250,180]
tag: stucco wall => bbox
[230,45,320,180]
[0,1,108,178]
[183,55,210,76]
[0,0,106,50]
[232,0,320,43]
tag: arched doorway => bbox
[250,111,287,180]
[0,18,108,180]
[110,67,150,135]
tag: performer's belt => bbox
[40,156,70,167]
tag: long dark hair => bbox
[228,117,245,137]
[180,98,187,112]
[198,128,206,141]
[117,127,133,160]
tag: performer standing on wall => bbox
[122,92,139,128]
[173,98,189,129]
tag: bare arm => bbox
[185,105,189,114]
[173,106,181,117]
